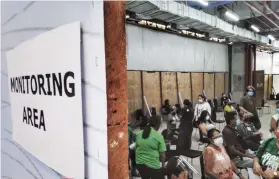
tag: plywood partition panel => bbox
[204,73,214,100]
[161,72,178,105]
[215,73,225,98]
[127,71,142,119]
[177,72,192,102]
[191,73,203,104]
[142,72,161,114]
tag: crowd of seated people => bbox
[128,87,279,179]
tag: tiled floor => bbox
[132,100,277,179]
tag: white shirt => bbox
[194,102,211,120]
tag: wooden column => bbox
[104,2,128,179]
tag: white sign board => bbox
[6,22,84,179]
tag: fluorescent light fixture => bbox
[195,0,208,6]
[225,11,239,21]
[126,15,130,19]
[251,25,260,32]
[268,34,275,41]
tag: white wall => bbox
[273,53,279,74]
[126,24,229,72]
[256,51,273,74]
[1,1,108,179]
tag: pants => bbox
[178,126,193,151]
[232,157,261,179]
[136,164,164,179]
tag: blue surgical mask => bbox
[276,108,279,114]
[247,91,254,97]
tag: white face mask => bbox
[198,99,203,103]
[213,136,223,146]
[206,116,210,120]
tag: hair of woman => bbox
[142,115,161,139]
[198,94,206,101]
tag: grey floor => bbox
[133,100,277,179]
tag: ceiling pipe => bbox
[243,1,279,29]
[264,1,279,21]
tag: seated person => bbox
[204,127,244,179]
[162,99,172,115]
[222,114,261,179]
[163,156,191,179]
[197,110,213,143]
[236,111,262,151]
[224,101,236,113]
[253,129,279,179]
[220,93,229,107]
[270,101,279,135]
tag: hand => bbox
[262,169,275,179]
[253,162,263,175]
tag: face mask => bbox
[198,99,203,103]
[247,91,254,97]
[276,108,279,114]
[213,137,223,146]
[206,116,210,120]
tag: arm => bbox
[159,152,166,167]
[230,160,244,179]
[239,97,248,113]
[194,104,198,120]
[207,103,211,116]
[204,148,219,179]
[253,157,263,175]
[227,145,253,158]
[159,135,167,167]
[271,118,277,132]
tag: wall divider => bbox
[127,70,229,117]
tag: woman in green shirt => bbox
[253,129,279,179]
[136,115,166,179]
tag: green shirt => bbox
[256,138,279,170]
[136,128,166,169]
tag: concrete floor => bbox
[132,100,278,179]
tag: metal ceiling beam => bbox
[243,1,279,29]
[264,0,279,21]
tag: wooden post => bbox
[104,1,129,179]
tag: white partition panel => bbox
[273,53,279,74]
[256,51,273,74]
[1,1,108,179]
[126,24,229,72]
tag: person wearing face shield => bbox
[270,101,279,135]
[203,128,245,179]
[235,111,262,151]
[239,85,261,130]
[253,128,279,179]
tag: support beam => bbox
[104,2,129,179]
